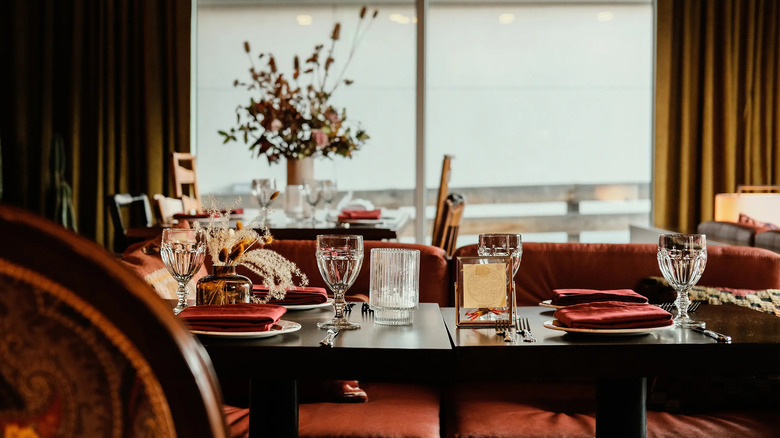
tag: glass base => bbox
[173,302,188,315]
[673,316,705,328]
[374,309,414,326]
[317,318,360,330]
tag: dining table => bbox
[442,304,780,438]
[181,208,411,241]
[187,300,780,437]
[195,302,452,437]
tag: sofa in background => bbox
[698,220,780,253]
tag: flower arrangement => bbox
[196,195,307,303]
[218,6,377,164]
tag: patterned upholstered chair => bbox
[0,205,228,437]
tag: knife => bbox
[319,328,340,347]
[692,326,732,343]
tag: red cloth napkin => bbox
[253,285,329,305]
[554,301,673,329]
[179,303,286,332]
[173,209,244,220]
[552,288,648,306]
[338,209,382,221]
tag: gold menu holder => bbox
[455,256,515,327]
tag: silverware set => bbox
[495,320,513,342]
[496,317,537,343]
[517,317,536,343]
[657,301,701,313]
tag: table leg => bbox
[596,377,646,438]
[249,378,298,437]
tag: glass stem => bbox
[333,289,346,319]
[176,282,188,309]
[675,288,691,320]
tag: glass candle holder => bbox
[369,248,420,325]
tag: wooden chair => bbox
[431,155,454,243]
[106,193,156,253]
[171,152,201,211]
[432,192,466,257]
[0,205,229,437]
[153,194,185,225]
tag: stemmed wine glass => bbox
[657,234,707,328]
[303,180,322,224]
[478,234,523,320]
[319,180,338,220]
[316,234,364,330]
[160,228,207,315]
[251,178,277,226]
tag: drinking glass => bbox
[657,234,707,328]
[303,179,322,224]
[251,178,277,225]
[316,234,364,330]
[319,180,338,217]
[369,248,420,325]
[160,228,207,315]
[478,234,522,323]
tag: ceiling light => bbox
[296,15,312,26]
[498,13,515,24]
[597,11,614,22]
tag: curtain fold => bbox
[655,0,780,233]
[0,0,191,248]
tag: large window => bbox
[195,0,653,244]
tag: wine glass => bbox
[657,234,707,328]
[251,178,277,226]
[303,179,322,224]
[316,234,364,330]
[478,234,522,321]
[319,180,338,219]
[160,228,207,315]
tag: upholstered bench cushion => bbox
[447,382,780,438]
[299,382,441,438]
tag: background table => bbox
[187,208,410,241]
[442,305,780,438]
[197,303,451,437]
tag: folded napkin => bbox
[173,208,244,220]
[552,288,648,306]
[253,285,329,305]
[179,303,286,332]
[338,209,382,221]
[554,301,673,329]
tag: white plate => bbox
[191,319,301,338]
[543,319,673,336]
[539,300,565,309]
[283,299,334,311]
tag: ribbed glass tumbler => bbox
[369,248,420,325]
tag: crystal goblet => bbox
[657,234,707,328]
[316,234,364,330]
[303,179,322,224]
[160,228,207,315]
[251,178,277,226]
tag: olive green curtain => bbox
[0,0,190,247]
[655,0,780,233]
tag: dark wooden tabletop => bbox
[443,304,780,379]
[197,302,452,382]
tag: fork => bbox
[495,320,512,342]
[518,317,536,343]
[658,302,701,313]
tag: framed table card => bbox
[455,256,515,327]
